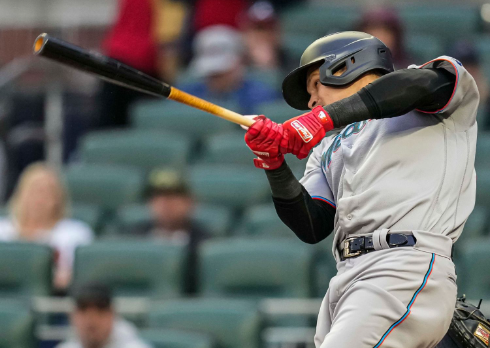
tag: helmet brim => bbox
[282,58,325,111]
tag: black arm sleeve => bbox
[265,162,335,244]
[325,68,456,128]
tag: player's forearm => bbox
[265,162,335,243]
[325,68,456,128]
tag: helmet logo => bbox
[291,120,313,143]
[324,54,336,62]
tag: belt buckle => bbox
[343,237,362,259]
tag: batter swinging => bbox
[244,31,479,348]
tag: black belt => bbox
[340,233,417,261]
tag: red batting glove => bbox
[280,105,335,159]
[244,116,285,170]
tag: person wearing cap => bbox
[240,1,295,74]
[56,283,152,348]
[123,169,208,294]
[179,25,280,115]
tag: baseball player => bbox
[244,31,479,348]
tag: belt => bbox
[340,233,417,261]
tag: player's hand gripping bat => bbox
[33,33,254,127]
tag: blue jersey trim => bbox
[373,253,436,348]
[311,196,336,208]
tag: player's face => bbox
[306,67,355,109]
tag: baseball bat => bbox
[33,33,254,127]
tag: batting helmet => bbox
[282,31,395,110]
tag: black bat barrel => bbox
[34,33,171,98]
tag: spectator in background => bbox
[0,163,93,291]
[240,1,295,75]
[356,8,411,69]
[98,0,160,128]
[180,25,280,115]
[448,41,490,129]
[57,283,152,348]
[125,169,207,294]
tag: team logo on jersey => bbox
[321,120,370,169]
[474,324,490,346]
[291,120,313,143]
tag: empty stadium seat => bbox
[456,239,490,300]
[259,100,299,124]
[149,299,261,348]
[189,165,270,209]
[312,234,337,297]
[71,203,104,232]
[80,130,192,171]
[476,132,490,170]
[0,302,34,348]
[105,203,232,238]
[200,132,254,165]
[200,238,314,298]
[459,205,488,242]
[281,5,359,37]
[64,164,145,211]
[193,205,233,237]
[73,241,187,298]
[405,34,444,64]
[237,204,291,238]
[398,5,479,44]
[0,243,52,298]
[476,169,490,209]
[140,329,215,348]
[130,100,237,137]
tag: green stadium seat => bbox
[460,205,488,241]
[64,164,145,211]
[0,207,7,217]
[200,132,254,165]
[189,165,270,209]
[73,241,187,298]
[0,302,34,348]
[237,203,292,238]
[130,100,237,137]
[456,239,490,300]
[312,234,337,297]
[283,33,321,62]
[105,203,232,238]
[70,203,104,232]
[476,169,490,209]
[0,243,52,298]
[200,238,313,298]
[193,205,233,237]
[259,100,299,124]
[398,5,479,44]
[149,299,261,348]
[476,37,490,67]
[246,68,283,90]
[405,34,444,65]
[476,132,490,170]
[281,5,359,37]
[79,130,192,172]
[140,329,215,348]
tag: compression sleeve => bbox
[265,162,335,244]
[325,68,456,128]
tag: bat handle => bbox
[168,88,255,127]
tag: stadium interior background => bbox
[1,0,490,347]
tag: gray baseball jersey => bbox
[300,56,479,262]
[301,56,479,348]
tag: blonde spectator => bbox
[0,163,94,291]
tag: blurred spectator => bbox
[180,25,280,114]
[0,163,93,291]
[57,283,152,348]
[192,0,249,32]
[98,0,160,128]
[448,41,490,130]
[356,8,411,69]
[240,1,295,74]
[125,169,207,294]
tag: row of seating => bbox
[1,236,489,300]
[280,4,481,45]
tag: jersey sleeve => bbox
[299,141,336,209]
[408,56,480,131]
